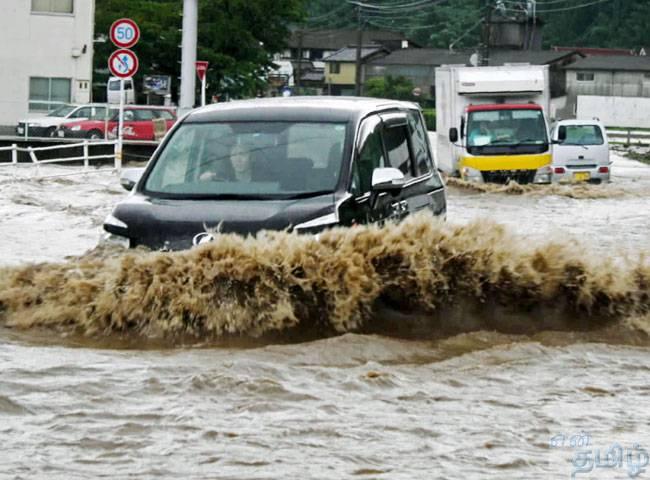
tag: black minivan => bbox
[103,97,446,250]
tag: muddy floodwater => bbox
[1,152,650,479]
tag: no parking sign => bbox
[108,49,139,79]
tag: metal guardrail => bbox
[606,129,650,146]
[0,140,120,178]
[0,134,160,147]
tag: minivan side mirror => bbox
[449,127,459,143]
[557,126,567,142]
[120,168,145,191]
[371,167,406,192]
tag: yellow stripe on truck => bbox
[460,153,552,171]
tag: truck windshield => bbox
[144,121,348,199]
[467,109,548,150]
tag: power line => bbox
[347,0,438,11]
[305,3,353,23]
[499,0,612,14]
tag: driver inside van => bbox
[200,144,254,182]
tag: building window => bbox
[330,62,341,74]
[31,0,74,14]
[29,77,71,112]
[577,72,595,82]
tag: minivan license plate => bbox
[573,172,590,182]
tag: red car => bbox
[57,106,176,141]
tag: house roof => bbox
[564,55,650,72]
[367,48,580,67]
[489,50,581,66]
[367,48,467,66]
[301,70,325,82]
[323,46,387,63]
[288,29,417,51]
[553,46,635,56]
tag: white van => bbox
[551,120,611,183]
[107,77,135,104]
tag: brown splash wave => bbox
[445,177,627,199]
[0,214,648,340]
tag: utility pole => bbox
[480,0,493,66]
[296,30,303,95]
[179,0,198,115]
[354,6,363,96]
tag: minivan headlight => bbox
[294,212,339,232]
[99,232,130,249]
[104,214,128,229]
[101,214,130,248]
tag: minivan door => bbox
[403,109,446,217]
[340,114,400,227]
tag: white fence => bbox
[0,140,119,178]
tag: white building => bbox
[0,0,95,126]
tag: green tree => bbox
[94,0,306,103]
[304,0,650,51]
[365,75,420,102]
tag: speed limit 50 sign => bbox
[110,18,140,49]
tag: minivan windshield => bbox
[144,121,348,199]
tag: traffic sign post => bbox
[108,18,140,171]
[108,49,139,170]
[196,61,209,107]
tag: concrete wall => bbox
[566,70,650,98]
[577,95,650,128]
[0,0,95,126]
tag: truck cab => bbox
[457,103,552,184]
[436,65,552,184]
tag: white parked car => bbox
[107,77,135,105]
[16,104,77,137]
[16,104,111,138]
[550,119,611,184]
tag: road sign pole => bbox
[201,76,206,107]
[180,0,198,115]
[116,78,125,171]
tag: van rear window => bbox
[561,125,604,146]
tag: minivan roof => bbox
[185,96,417,124]
[556,119,604,126]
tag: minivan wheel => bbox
[87,130,103,140]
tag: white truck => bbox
[435,64,552,184]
